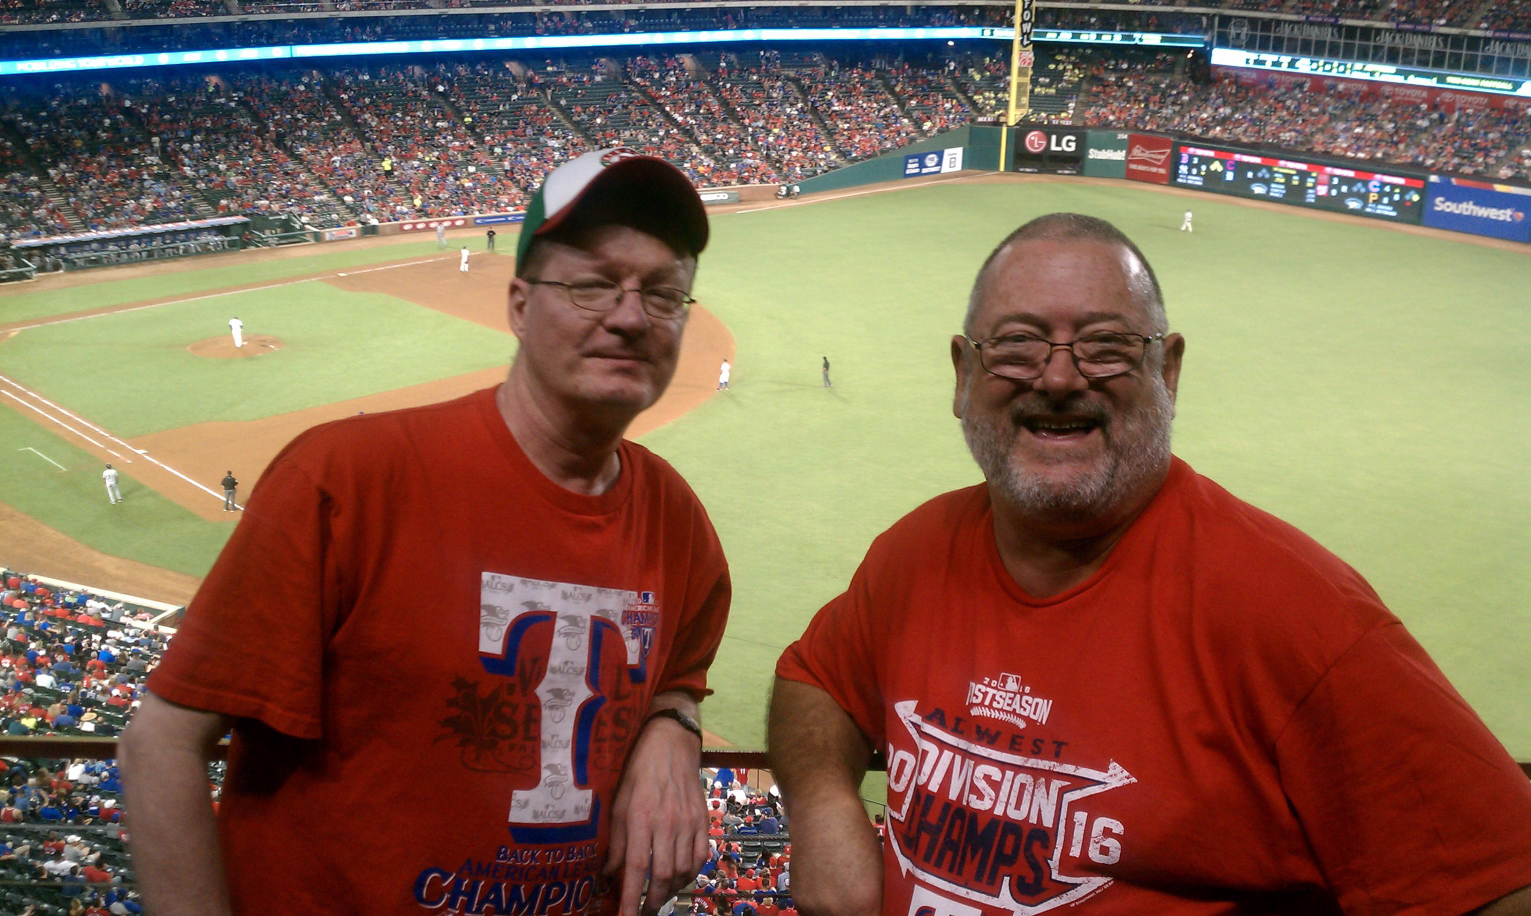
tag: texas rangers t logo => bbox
[477,573,655,843]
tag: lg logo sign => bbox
[1023,130,1077,154]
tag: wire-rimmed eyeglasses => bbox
[966,331,1165,381]
[526,279,695,320]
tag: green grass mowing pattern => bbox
[0,407,229,577]
[0,282,514,437]
[638,180,1531,759]
[0,239,468,326]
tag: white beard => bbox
[960,371,1176,519]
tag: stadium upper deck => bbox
[0,45,1528,243]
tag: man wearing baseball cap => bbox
[122,148,732,916]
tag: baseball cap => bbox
[516,147,709,270]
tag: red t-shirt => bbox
[150,388,731,915]
[778,458,1531,916]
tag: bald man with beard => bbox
[769,213,1531,916]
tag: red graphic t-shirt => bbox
[150,387,731,915]
[778,458,1531,916]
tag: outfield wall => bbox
[798,127,978,194]
[789,121,1529,246]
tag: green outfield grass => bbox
[0,239,458,326]
[0,407,228,577]
[2,179,1527,764]
[0,282,513,437]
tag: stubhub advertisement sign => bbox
[1423,176,1531,243]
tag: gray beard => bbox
[960,373,1176,520]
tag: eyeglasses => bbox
[525,279,695,320]
[967,331,1164,381]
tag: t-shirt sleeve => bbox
[1274,623,1531,916]
[653,506,732,702]
[147,455,344,740]
[775,548,887,748]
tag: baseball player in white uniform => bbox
[460,246,470,273]
[718,358,731,391]
[436,223,447,248]
[103,464,122,505]
[1180,210,1194,232]
[229,316,244,348]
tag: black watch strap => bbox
[643,707,703,744]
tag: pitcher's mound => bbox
[189,335,283,358]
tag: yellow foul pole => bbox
[998,0,1035,171]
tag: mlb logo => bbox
[998,673,1023,692]
[640,591,655,605]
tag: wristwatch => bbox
[643,707,703,744]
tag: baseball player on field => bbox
[103,464,121,505]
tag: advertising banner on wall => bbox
[1083,131,1129,179]
[402,217,471,232]
[697,190,740,205]
[1173,142,1425,223]
[1423,176,1531,242]
[1012,128,1084,173]
[472,214,526,226]
[323,227,359,241]
[1125,133,1174,184]
[903,147,965,178]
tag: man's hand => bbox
[606,693,708,916]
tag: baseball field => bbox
[1,173,1527,764]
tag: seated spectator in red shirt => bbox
[736,869,760,892]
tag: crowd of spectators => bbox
[625,55,779,186]
[0,570,196,915]
[133,74,357,227]
[0,0,109,26]
[119,0,225,17]
[2,48,1528,242]
[692,767,795,916]
[1081,63,1531,180]
[0,138,76,242]
[2,89,206,233]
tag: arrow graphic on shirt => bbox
[887,700,1135,915]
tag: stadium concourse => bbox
[0,567,796,915]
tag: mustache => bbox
[1008,397,1110,425]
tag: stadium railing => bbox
[0,738,1523,776]
[0,256,36,283]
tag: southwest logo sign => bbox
[885,701,1135,915]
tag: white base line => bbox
[5,255,452,334]
[18,447,65,471]
[734,170,992,215]
[2,390,126,461]
[0,376,227,505]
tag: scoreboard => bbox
[1173,144,1425,223]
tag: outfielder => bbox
[1180,209,1194,232]
[718,358,731,391]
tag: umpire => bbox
[220,471,238,512]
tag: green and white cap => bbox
[516,147,709,270]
